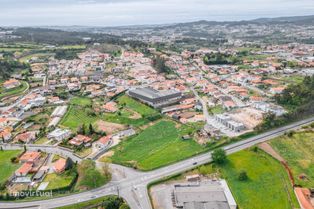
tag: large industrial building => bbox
[173,180,237,209]
[127,87,182,108]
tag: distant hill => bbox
[253,15,314,24]
[167,15,314,28]
[21,14,314,32]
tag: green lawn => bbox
[60,105,149,131]
[213,149,298,209]
[75,160,110,191]
[0,81,28,99]
[60,106,97,130]
[61,96,158,131]
[110,120,205,170]
[69,97,92,107]
[117,95,158,116]
[58,45,86,50]
[209,105,224,114]
[271,131,314,188]
[0,150,21,186]
[19,53,55,62]
[44,172,76,190]
[35,137,49,145]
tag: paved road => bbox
[1,117,314,209]
[190,87,211,124]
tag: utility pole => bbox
[117,186,120,197]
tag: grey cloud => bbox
[0,0,313,26]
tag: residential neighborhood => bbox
[0,9,314,209]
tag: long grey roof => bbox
[129,87,180,99]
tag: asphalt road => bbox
[1,117,314,209]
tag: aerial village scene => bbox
[0,21,314,209]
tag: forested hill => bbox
[11,28,120,45]
[0,59,30,79]
[275,75,314,109]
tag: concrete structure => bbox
[173,180,237,209]
[112,128,136,140]
[215,114,246,132]
[128,87,182,108]
[51,106,68,118]
[47,128,71,141]
[252,102,286,117]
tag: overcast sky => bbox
[1,0,314,26]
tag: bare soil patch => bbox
[95,120,127,135]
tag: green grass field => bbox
[69,97,92,107]
[117,95,158,116]
[44,172,76,190]
[61,96,153,131]
[60,106,97,130]
[221,150,298,209]
[103,113,149,127]
[60,105,148,131]
[110,120,205,170]
[19,53,55,62]
[271,131,314,188]
[209,105,224,114]
[75,160,110,191]
[198,149,298,209]
[0,150,22,186]
[0,81,28,99]
[58,45,86,50]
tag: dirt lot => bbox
[258,142,285,162]
[231,107,263,129]
[94,120,127,134]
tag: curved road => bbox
[0,117,314,209]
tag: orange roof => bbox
[69,134,92,146]
[16,162,33,175]
[20,151,41,162]
[3,79,20,85]
[0,118,8,123]
[16,132,35,142]
[271,87,285,92]
[295,188,314,209]
[98,135,112,144]
[263,79,278,85]
[53,158,67,173]
[250,96,264,101]
[0,128,11,138]
[224,100,236,107]
[74,134,92,143]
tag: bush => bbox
[238,171,248,181]
[119,203,130,209]
[10,157,18,164]
[251,146,258,152]
[212,149,227,165]
[286,130,295,137]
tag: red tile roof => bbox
[16,162,33,176]
[19,151,41,163]
[98,135,112,145]
[53,158,67,173]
